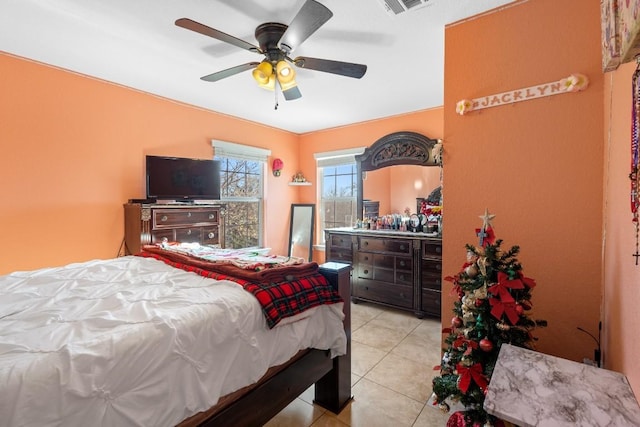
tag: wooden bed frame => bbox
[180,262,353,427]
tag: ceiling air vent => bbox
[377,0,432,15]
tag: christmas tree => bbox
[432,209,547,427]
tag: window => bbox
[315,148,365,245]
[212,140,271,249]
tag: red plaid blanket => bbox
[139,251,343,328]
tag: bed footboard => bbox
[314,262,353,412]
[190,262,352,427]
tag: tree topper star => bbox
[479,208,496,229]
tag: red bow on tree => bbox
[488,272,523,302]
[456,362,488,394]
[489,297,520,325]
[519,272,536,288]
[453,336,479,355]
[488,272,524,324]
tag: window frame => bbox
[315,147,366,246]
[212,140,271,248]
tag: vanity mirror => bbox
[356,131,441,219]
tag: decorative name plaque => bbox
[456,73,589,115]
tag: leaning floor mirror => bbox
[288,204,315,262]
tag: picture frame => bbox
[602,0,640,71]
[601,0,621,72]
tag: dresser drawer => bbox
[202,227,220,245]
[354,280,413,309]
[358,237,411,254]
[328,248,353,263]
[421,275,442,290]
[358,252,374,266]
[422,259,442,276]
[357,264,373,279]
[374,254,395,269]
[396,270,413,286]
[395,256,412,271]
[175,227,202,243]
[422,240,443,259]
[329,234,352,249]
[151,229,174,244]
[153,208,219,229]
[421,288,441,316]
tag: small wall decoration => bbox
[455,73,589,116]
[272,158,283,177]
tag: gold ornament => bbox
[474,286,488,300]
[465,264,479,278]
[496,322,511,331]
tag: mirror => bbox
[288,204,315,261]
[356,131,442,219]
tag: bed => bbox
[0,244,352,427]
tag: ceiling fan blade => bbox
[282,86,302,100]
[293,56,367,79]
[176,18,260,53]
[201,62,260,82]
[278,0,333,54]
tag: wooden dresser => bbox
[124,203,225,255]
[325,228,442,318]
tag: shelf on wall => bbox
[288,182,312,186]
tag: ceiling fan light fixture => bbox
[252,61,273,85]
[276,61,296,84]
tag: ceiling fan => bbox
[175,0,367,102]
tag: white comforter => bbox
[0,256,346,427]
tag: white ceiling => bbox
[0,0,514,134]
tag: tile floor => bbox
[265,302,451,427]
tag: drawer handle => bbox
[208,232,215,239]
[186,229,192,235]
[399,260,406,267]
[400,245,406,251]
[363,269,369,275]
[364,241,368,246]
[162,237,168,243]
[187,212,192,218]
[436,264,442,271]
[161,215,168,222]
[436,246,442,253]
[399,274,405,281]
[400,292,406,298]
[209,213,215,220]
[364,256,369,261]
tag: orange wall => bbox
[0,52,299,273]
[443,0,604,364]
[603,61,640,392]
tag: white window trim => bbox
[212,140,271,162]
[314,147,366,167]
[315,147,365,249]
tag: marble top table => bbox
[484,344,640,427]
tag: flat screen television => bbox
[146,155,221,202]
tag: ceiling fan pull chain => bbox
[274,80,279,110]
